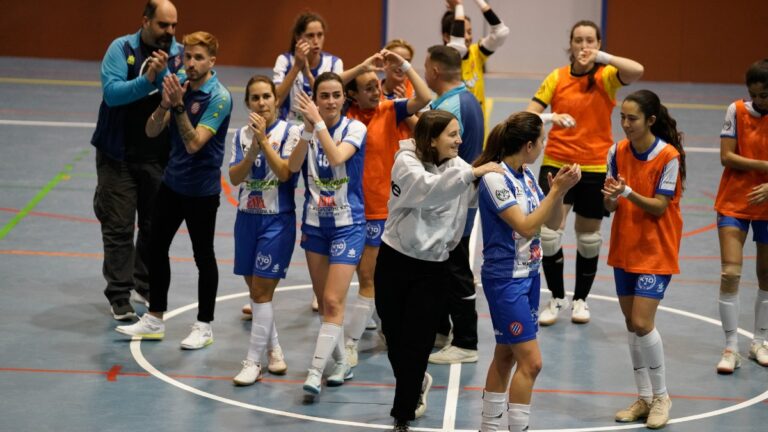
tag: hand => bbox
[393,83,408,98]
[472,161,504,178]
[162,74,187,107]
[294,40,310,68]
[144,50,167,83]
[380,49,405,72]
[361,52,386,74]
[295,91,321,129]
[576,48,598,68]
[549,163,581,192]
[747,183,768,205]
[248,112,268,143]
[552,113,576,128]
[601,175,626,200]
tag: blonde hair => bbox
[385,39,414,60]
[182,31,219,56]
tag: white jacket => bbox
[382,139,477,262]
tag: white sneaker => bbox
[716,349,742,374]
[414,372,433,418]
[428,345,478,364]
[538,297,569,326]
[749,341,768,367]
[366,317,378,330]
[571,299,591,324]
[327,361,353,386]
[311,295,319,312]
[115,314,164,339]
[180,322,213,350]
[267,346,288,374]
[130,290,150,307]
[233,359,263,386]
[345,342,359,367]
[434,332,452,348]
[303,368,323,395]
[646,395,672,429]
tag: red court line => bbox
[682,223,717,238]
[2,366,763,404]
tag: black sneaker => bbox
[392,420,409,431]
[110,298,136,321]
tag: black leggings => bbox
[148,183,220,322]
[375,242,448,422]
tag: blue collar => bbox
[630,136,660,161]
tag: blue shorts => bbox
[301,223,365,265]
[717,214,768,244]
[233,211,296,279]
[364,219,386,247]
[481,274,541,345]
[614,268,671,300]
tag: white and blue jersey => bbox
[479,162,545,280]
[229,120,300,214]
[301,117,367,228]
[273,51,343,122]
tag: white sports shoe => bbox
[267,346,287,374]
[366,317,378,330]
[749,341,768,367]
[303,368,323,395]
[414,372,433,418]
[180,322,213,350]
[327,361,353,386]
[115,314,164,339]
[345,342,359,367]
[538,297,569,326]
[716,349,742,374]
[311,295,319,312]
[233,359,263,386]
[428,345,478,364]
[571,299,591,324]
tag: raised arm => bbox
[474,0,509,55]
[380,49,432,114]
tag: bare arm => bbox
[720,136,768,172]
[276,42,310,108]
[295,91,358,167]
[380,49,432,115]
[602,175,671,217]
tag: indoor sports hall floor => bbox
[1,57,766,431]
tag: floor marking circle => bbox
[128,285,768,432]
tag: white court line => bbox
[442,363,462,431]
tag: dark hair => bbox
[244,75,276,106]
[312,72,344,101]
[427,45,462,81]
[624,89,686,188]
[440,10,470,35]
[290,12,326,53]
[143,0,158,19]
[568,20,602,91]
[746,59,768,87]
[413,110,457,165]
[473,112,543,169]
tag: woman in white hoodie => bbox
[374,110,502,431]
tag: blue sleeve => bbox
[101,37,155,107]
[199,87,233,134]
[393,99,410,124]
[457,94,484,164]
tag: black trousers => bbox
[93,150,163,302]
[436,236,479,350]
[148,183,220,322]
[375,242,448,422]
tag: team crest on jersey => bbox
[330,239,347,257]
[191,102,201,115]
[127,55,135,65]
[723,120,733,131]
[366,223,381,239]
[347,248,357,258]
[637,274,657,291]
[256,252,272,270]
[495,189,511,201]
[509,321,524,336]
[272,264,281,273]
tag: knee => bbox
[540,227,563,256]
[720,263,742,295]
[631,318,654,336]
[322,295,345,318]
[519,356,543,379]
[575,231,602,259]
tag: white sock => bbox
[480,390,507,432]
[637,328,667,397]
[332,325,347,363]
[719,292,740,351]
[345,295,375,344]
[753,290,768,344]
[311,322,341,371]
[247,301,273,362]
[507,403,531,432]
[268,318,280,350]
[628,332,652,402]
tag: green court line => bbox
[0,148,91,240]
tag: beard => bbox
[156,35,172,52]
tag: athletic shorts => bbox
[614,268,671,300]
[481,274,541,345]
[717,214,768,244]
[539,166,609,219]
[301,223,365,265]
[365,219,386,247]
[233,211,296,278]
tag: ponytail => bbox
[473,112,542,182]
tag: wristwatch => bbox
[173,104,186,114]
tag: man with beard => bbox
[91,0,182,321]
[117,31,232,350]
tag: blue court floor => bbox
[0,57,766,431]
